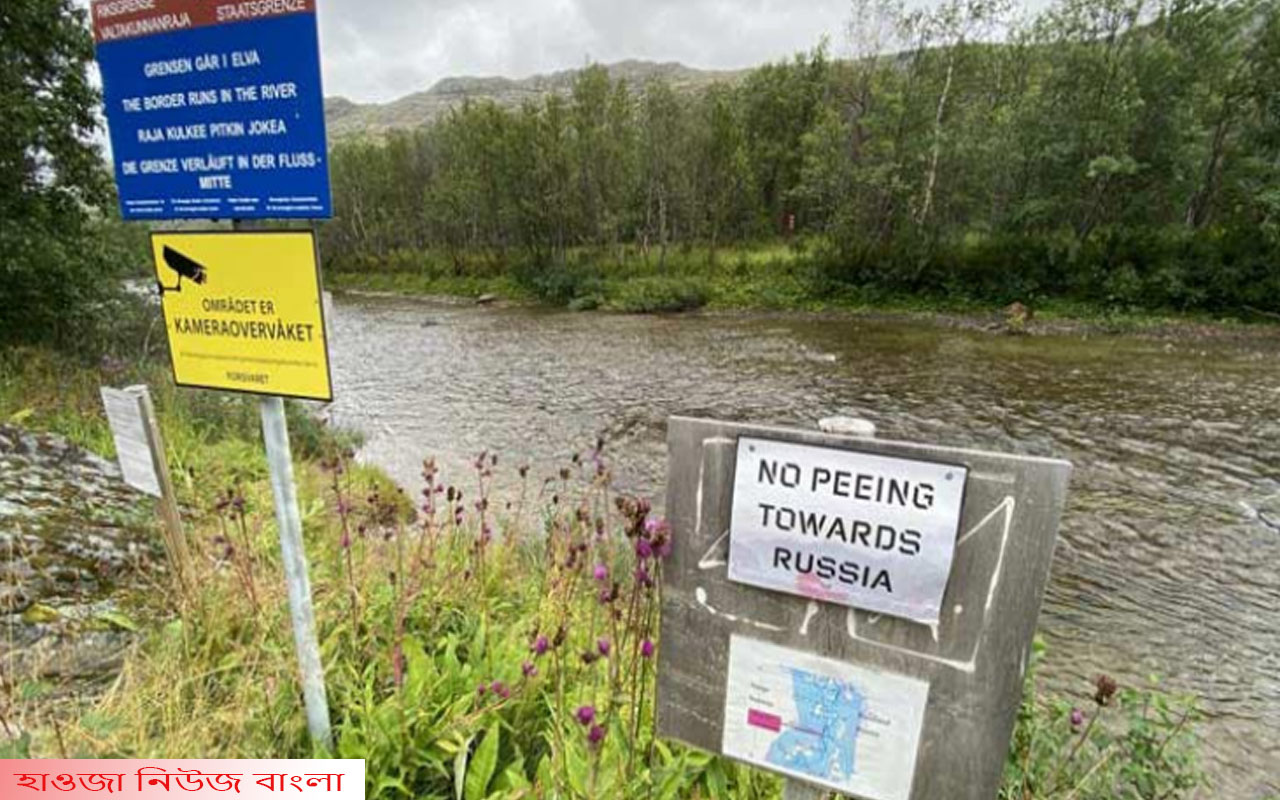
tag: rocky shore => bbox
[1,426,160,701]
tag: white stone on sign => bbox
[728,437,967,624]
[100,387,162,498]
[722,635,929,800]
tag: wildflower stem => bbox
[1047,709,1100,794]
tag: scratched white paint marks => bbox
[729,437,968,625]
[100,386,162,498]
[723,635,929,800]
[657,418,1072,800]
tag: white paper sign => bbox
[100,387,162,498]
[722,635,929,800]
[729,437,967,624]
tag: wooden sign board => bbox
[100,386,163,498]
[657,418,1072,800]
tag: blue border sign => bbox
[93,0,332,220]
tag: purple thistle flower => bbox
[587,724,606,747]
[522,661,538,679]
[641,639,655,659]
[597,637,611,657]
[575,705,596,726]
[490,681,510,699]
[340,531,351,550]
[598,587,613,605]
[656,536,672,560]
[532,635,550,656]
[476,683,487,697]
[1070,708,1085,729]
[593,563,609,582]
[635,538,653,560]
[635,566,653,588]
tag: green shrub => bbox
[817,224,1280,314]
[513,260,605,306]
[609,276,710,313]
[1003,640,1204,799]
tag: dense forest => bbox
[322,0,1280,313]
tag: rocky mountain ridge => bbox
[324,59,745,140]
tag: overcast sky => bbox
[310,0,854,103]
[78,1,1053,105]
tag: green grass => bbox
[0,347,359,511]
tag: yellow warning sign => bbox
[151,230,333,401]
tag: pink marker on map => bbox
[747,709,783,732]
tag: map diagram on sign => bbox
[722,636,929,800]
[767,668,864,779]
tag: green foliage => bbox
[1003,641,1205,799]
[322,0,1280,316]
[610,276,710,313]
[0,347,361,510]
[512,259,605,306]
[0,0,150,351]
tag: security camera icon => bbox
[158,246,208,294]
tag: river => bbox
[327,293,1280,798]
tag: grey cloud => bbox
[315,0,851,102]
[75,0,1050,105]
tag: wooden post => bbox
[783,780,827,800]
[110,384,192,601]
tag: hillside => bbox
[323,59,745,140]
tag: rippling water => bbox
[328,294,1280,797]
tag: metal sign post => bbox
[260,393,333,751]
[143,220,336,750]
[91,0,336,752]
[225,216,334,752]
[657,416,1072,800]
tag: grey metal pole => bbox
[779,417,880,800]
[260,394,333,750]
